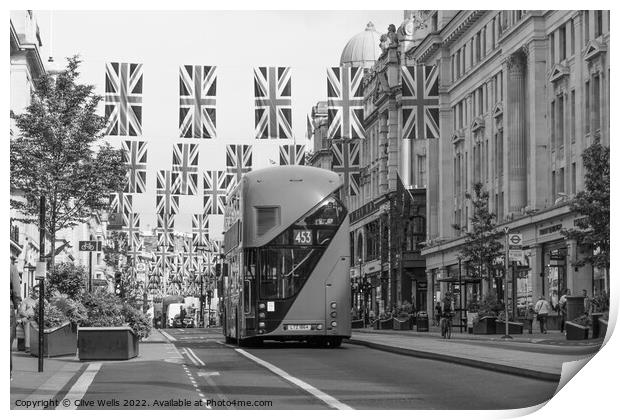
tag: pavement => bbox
[10,326,603,409]
[347,325,602,381]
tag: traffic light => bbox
[206,290,212,300]
[114,272,122,296]
[215,263,221,277]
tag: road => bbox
[69,328,558,410]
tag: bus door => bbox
[243,249,257,335]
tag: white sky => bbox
[34,10,402,237]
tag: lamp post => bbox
[502,226,513,339]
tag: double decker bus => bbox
[221,165,351,347]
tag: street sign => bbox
[509,249,525,262]
[79,241,102,252]
[508,234,523,247]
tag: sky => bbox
[34,10,403,238]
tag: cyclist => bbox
[440,292,455,339]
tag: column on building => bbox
[526,40,549,210]
[427,138,440,240]
[437,48,454,239]
[505,50,528,214]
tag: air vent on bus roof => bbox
[255,206,281,236]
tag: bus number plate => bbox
[287,324,312,331]
[293,229,312,245]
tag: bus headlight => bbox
[331,321,338,327]
[259,312,265,319]
[317,324,323,330]
[259,303,266,310]
[258,321,265,328]
[330,311,337,318]
[330,302,337,309]
[258,329,264,334]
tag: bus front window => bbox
[259,248,321,300]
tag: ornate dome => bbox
[340,22,382,69]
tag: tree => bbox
[10,56,126,268]
[562,140,610,292]
[47,262,88,299]
[454,182,503,299]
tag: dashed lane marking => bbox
[235,348,353,410]
[160,330,177,342]
[55,363,102,410]
[181,364,211,410]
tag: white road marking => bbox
[197,371,220,377]
[186,348,206,366]
[179,329,185,332]
[56,363,102,410]
[160,330,177,342]
[235,348,353,410]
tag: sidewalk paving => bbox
[347,326,602,382]
[10,329,179,409]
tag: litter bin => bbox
[416,311,429,332]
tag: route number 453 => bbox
[293,229,312,245]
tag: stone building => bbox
[406,11,610,324]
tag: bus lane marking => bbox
[235,348,353,410]
[55,363,102,410]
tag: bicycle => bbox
[440,313,453,339]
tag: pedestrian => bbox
[558,289,571,333]
[582,289,592,316]
[10,258,23,380]
[534,295,551,334]
[434,301,442,327]
[525,303,535,334]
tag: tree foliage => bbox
[562,141,610,272]
[455,182,503,293]
[46,262,88,299]
[10,56,126,266]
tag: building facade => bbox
[407,11,610,323]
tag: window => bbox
[592,74,600,132]
[475,33,481,64]
[571,163,577,193]
[551,170,557,202]
[559,167,565,195]
[495,128,504,177]
[550,100,556,148]
[570,20,575,56]
[417,154,426,187]
[491,18,496,49]
[481,27,487,57]
[559,25,566,61]
[595,11,603,38]
[558,95,564,148]
[255,206,281,236]
[585,81,591,133]
[584,11,590,44]
[570,89,576,142]
[549,32,555,63]
[499,192,504,221]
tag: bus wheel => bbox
[224,335,235,345]
[327,337,342,348]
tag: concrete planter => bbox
[599,318,608,340]
[473,316,497,334]
[78,326,139,361]
[495,320,524,335]
[565,321,589,340]
[29,321,77,357]
[351,319,365,329]
[393,316,413,330]
[374,319,393,330]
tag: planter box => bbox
[393,317,413,330]
[78,327,139,361]
[374,318,393,330]
[599,318,608,340]
[565,321,589,341]
[473,316,497,335]
[495,320,524,335]
[351,319,365,329]
[30,322,77,357]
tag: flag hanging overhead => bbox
[192,213,210,248]
[122,140,148,194]
[110,191,133,217]
[203,170,231,215]
[156,213,175,248]
[331,139,361,197]
[105,62,143,136]
[254,67,293,139]
[172,143,199,195]
[156,170,180,215]
[179,65,217,139]
[306,114,314,141]
[226,144,252,184]
[122,212,142,251]
[327,67,364,140]
[279,144,305,166]
[401,65,439,139]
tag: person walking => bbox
[10,258,23,380]
[582,289,592,316]
[558,289,571,333]
[534,295,551,334]
[434,301,442,327]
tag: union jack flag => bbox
[254,67,293,139]
[172,143,199,195]
[154,245,171,276]
[105,62,143,136]
[192,214,210,248]
[179,65,217,139]
[156,170,180,215]
[401,66,439,139]
[122,140,148,193]
[279,144,305,166]
[327,67,365,140]
[110,191,133,217]
[156,213,175,247]
[127,241,143,265]
[332,139,361,197]
[122,212,141,250]
[226,144,252,184]
[182,237,198,275]
[203,171,231,215]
